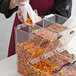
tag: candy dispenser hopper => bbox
[16,14,76,76]
[16,19,60,75]
[28,18,76,75]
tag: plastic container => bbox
[15,23,42,74]
[42,14,76,59]
[55,28,76,63]
[15,21,59,76]
[16,14,76,76]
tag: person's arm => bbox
[48,0,72,18]
[0,0,18,18]
[9,0,16,9]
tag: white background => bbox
[0,0,76,60]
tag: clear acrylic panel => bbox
[16,14,76,76]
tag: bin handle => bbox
[53,62,71,73]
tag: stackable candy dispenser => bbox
[53,29,76,76]
[15,23,46,75]
[16,14,76,76]
[16,19,59,76]
[36,14,75,59]
[43,14,76,75]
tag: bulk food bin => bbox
[36,14,75,56]
[53,35,76,76]
[15,20,58,76]
[43,14,76,75]
[15,14,76,76]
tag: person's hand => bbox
[13,0,29,6]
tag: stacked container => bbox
[16,14,76,76]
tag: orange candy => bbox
[26,18,34,28]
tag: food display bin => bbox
[15,14,76,76]
[15,20,58,76]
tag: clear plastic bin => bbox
[44,14,73,25]
[36,14,76,57]
[42,14,76,58]
[16,23,44,74]
[16,21,59,75]
[16,14,76,76]
[55,28,76,62]
[29,15,76,75]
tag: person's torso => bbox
[30,0,54,16]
